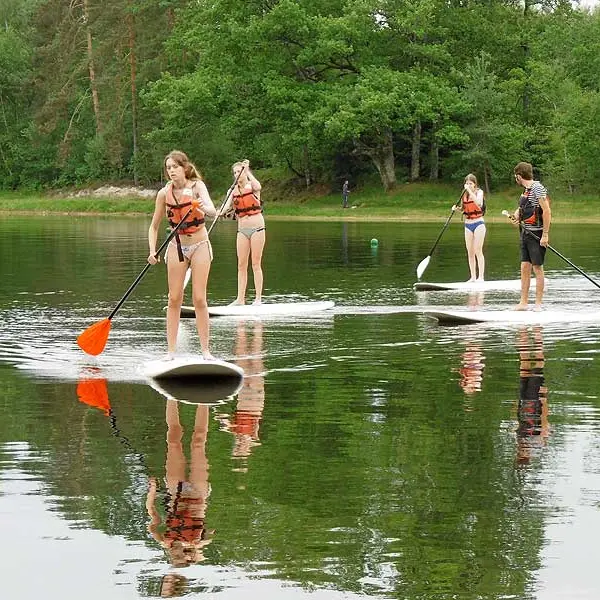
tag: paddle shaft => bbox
[108,205,195,320]
[207,164,247,236]
[426,204,458,256]
[182,165,247,290]
[522,228,600,290]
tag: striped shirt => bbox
[519,181,547,231]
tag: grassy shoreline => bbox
[0,182,597,223]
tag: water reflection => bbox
[217,321,265,473]
[515,327,550,467]
[458,340,485,396]
[341,222,348,265]
[466,291,484,308]
[146,401,214,574]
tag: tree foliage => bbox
[1,0,600,193]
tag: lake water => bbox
[1,215,599,599]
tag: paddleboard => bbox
[143,356,244,380]
[147,375,244,405]
[414,279,534,292]
[425,308,600,326]
[180,300,335,318]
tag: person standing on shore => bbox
[147,150,217,359]
[342,180,350,208]
[220,159,265,306]
[508,162,552,311]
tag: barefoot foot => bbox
[514,303,528,311]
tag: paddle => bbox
[502,210,600,290]
[416,202,459,280]
[181,164,246,291]
[77,202,199,355]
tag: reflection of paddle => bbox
[76,377,149,463]
[501,210,600,290]
[416,203,459,280]
[77,202,199,355]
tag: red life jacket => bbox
[461,191,484,220]
[233,191,262,217]
[165,183,205,234]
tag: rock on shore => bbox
[67,185,157,199]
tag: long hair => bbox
[164,150,202,181]
[464,173,478,188]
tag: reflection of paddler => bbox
[466,291,484,308]
[217,321,265,466]
[515,326,549,465]
[458,342,485,395]
[146,400,213,567]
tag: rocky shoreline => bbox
[64,185,157,199]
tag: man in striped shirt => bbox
[509,162,552,311]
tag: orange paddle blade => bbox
[77,318,112,355]
[77,378,111,416]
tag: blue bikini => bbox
[465,220,485,233]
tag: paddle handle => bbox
[502,210,600,290]
[108,205,195,320]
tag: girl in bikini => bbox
[457,173,486,282]
[221,159,265,305]
[147,150,217,359]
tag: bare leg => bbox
[473,225,486,281]
[166,245,188,354]
[188,404,210,500]
[250,230,266,304]
[464,228,477,281]
[533,265,545,308]
[516,262,532,310]
[233,233,251,305]
[190,243,213,359]
[165,400,186,492]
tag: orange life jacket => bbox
[233,191,262,217]
[165,183,205,234]
[231,411,260,438]
[164,495,206,543]
[461,191,484,220]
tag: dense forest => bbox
[0,0,599,193]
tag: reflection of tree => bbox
[216,320,265,472]
[458,341,485,396]
[146,401,213,572]
[515,326,549,467]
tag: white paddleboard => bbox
[425,308,600,326]
[414,279,533,292]
[181,300,335,318]
[143,356,244,380]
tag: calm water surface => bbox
[1,215,600,600]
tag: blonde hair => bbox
[164,150,202,181]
